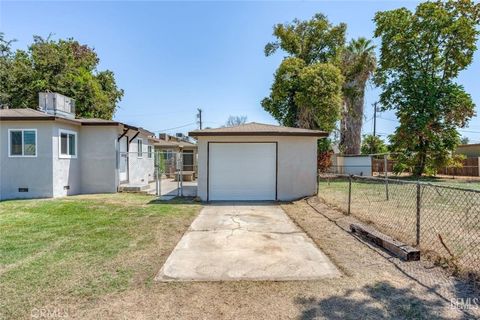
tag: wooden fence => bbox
[372,159,396,173]
[372,157,480,177]
[437,157,480,177]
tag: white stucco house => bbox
[189,122,327,201]
[0,92,155,200]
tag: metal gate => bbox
[154,150,198,199]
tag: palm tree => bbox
[340,38,376,155]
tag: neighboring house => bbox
[189,122,327,201]
[153,133,197,177]
[456,143,480,157]
[0,92,155,200]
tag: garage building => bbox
[189,122,327,201]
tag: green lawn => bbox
[0,194,201,320]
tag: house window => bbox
[148,145,153,158]
[163,149,174,160]
[8,129,37,157]
[137,139,143,157]
[59,129,77,158]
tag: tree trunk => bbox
[413,143,427,177]
[340,86,364,155]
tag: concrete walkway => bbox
[156,203,340,281]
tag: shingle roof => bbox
[152,138,197,148]
[189,122,328,137]
[0,108,155,137]
[0,108,56,119]
[77,118,119,125]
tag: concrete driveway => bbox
[156,203,340,281]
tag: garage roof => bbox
[189,122,328,137]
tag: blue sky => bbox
[1,1,479,142]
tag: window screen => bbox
[59,130,76,157]
[60,132,68,155]
[10,131,23,156]
[68,133,76,156]
[23,130,36,156]
[137,139,143,157]
[9,130,36,156]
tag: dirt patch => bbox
[65,199,478,319]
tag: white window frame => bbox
[147,145,153,158]
[59,129,78,159]
[8,129,38,158]
[163,149,174,160]
[137,139,143,158]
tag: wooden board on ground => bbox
[350,223,420,261]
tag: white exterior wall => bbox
[127,134,155,185]
[1,119,154,200]
[196,135,319,201]
[336,155,372,176]
[0,121,54,200]
[79,126,119,194]
[52,122,81,197]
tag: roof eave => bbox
[81,122,120,127]
[0,116,81,126]
[0,116,56,121]
[188,131,328,137]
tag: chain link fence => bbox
[118,150,197,198]
[318,174,480,282]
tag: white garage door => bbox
[209,143,277,201]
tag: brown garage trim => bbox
[192,131,327,137]
[207,141,278,202]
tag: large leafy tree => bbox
[374,0,479,176]
[262,14,345,131]
[361,134,388,155]
[340,38,376,154]
[0,34,123,119]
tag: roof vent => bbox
[38,92,76,119]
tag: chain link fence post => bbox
[347,175,352,215]
[384,154,389,201]
[416,182,421,246]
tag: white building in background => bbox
[0,92,155,200]
[332,154,373,176]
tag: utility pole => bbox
[197,108,203,130]
[373,102,377,137]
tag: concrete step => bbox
[119,183,151,193]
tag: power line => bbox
[364,117,374,124]
[378,116,398,122]
[154,122,196,133]
[117,110,192,118]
